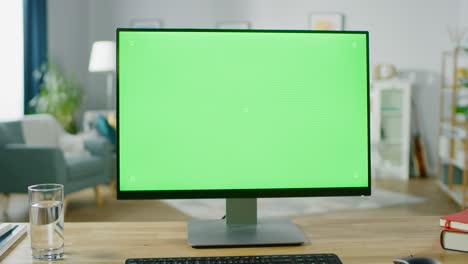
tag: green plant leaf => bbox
[28,62,83,133]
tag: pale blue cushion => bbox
[66,155,102,181]
[84,137,112,156]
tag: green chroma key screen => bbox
[118,29,369,195]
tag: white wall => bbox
[47,0,90,125]
[461,1,468,25]
[250,0,459,71]
[0,1,23,121]
[47,0,464,174]
[461,0,468,46]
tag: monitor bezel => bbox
[116,28,371,200]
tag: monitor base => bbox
[187,219,306,248]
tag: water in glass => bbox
[30,200,64,260]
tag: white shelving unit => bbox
[370,79,412,180]
[438,47,468,210]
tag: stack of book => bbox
[440,209,468,253]
[0,223,27,257]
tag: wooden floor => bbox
[65,177,461,222]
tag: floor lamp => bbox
[89,41,116,109]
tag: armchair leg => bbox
[1,193,9,222]
[109,179,116,198]
[94,186,104,207]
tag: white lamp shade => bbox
[88,41,116,72]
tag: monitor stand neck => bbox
[226,198,257,225]
[187,198,306,248]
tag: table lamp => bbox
[89,41,116,109]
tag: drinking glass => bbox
[28,184,64,260]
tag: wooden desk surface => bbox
[1,216,466,263]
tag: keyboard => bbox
[126,253,343,264]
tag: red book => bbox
[440,210,468,232]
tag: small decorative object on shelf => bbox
[446,26,467,48]
[372,64,397,80]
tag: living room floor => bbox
[64,177,461,222]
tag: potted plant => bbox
[29,63,83,133]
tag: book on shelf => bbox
[440,209,468,232]
[440,229,468,253]
[0,224,27,257]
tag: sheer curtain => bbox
[0,1,23,121]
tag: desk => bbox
[1,216,466,263]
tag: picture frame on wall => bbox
[130,18,163,28]
[309,13,344,30]
[216,21,251,29]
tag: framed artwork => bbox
[309,13,344,30]
[130,19,163,28]
[216,21,251,29]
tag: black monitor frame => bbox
[116,28,371,200]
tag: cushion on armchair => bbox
[107,113,116,129]
[84,137,113,156]
[95,114,116,146]
[21,114,87,156]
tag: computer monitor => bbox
[117,29,370,247]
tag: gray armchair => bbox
[0,115,113,220]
